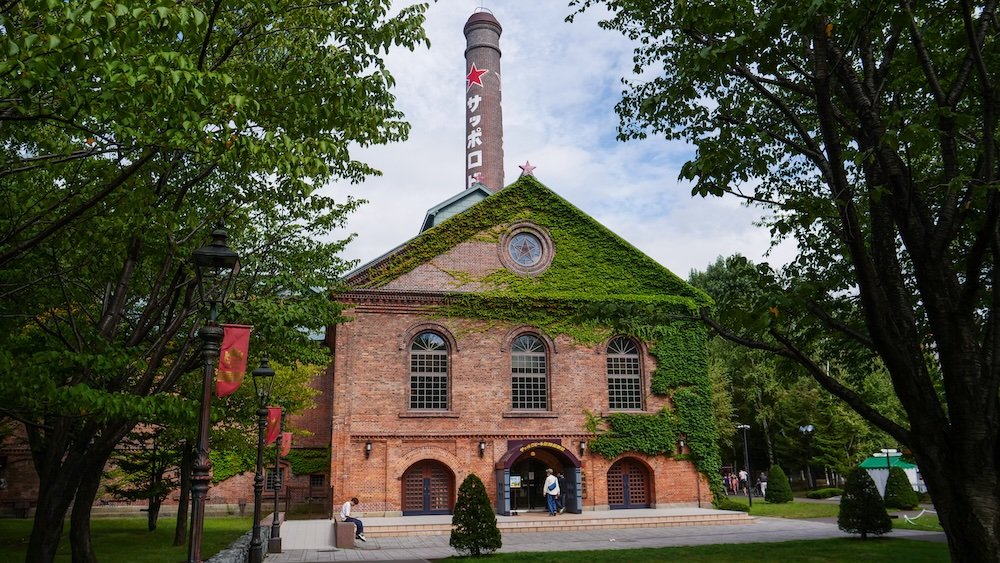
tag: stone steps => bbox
[365,510,753,538]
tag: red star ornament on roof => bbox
[466,63,488,90]
[519,161,536,176]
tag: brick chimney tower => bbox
[463,9,504,192]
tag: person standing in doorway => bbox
[543,468,560,516]
[341,497,366,541]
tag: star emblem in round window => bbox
[509,232,542,267]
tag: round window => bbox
[499,223,554,275]
[508,232,543,267]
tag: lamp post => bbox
[799,424,815,489]
[268,411,285,554]
[187,227,240,563]
[250,356,276,563]
[736,423,752,507]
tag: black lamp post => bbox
[799,424,815,489]
[187,227,240,563]
[250,356,276,563]
[736,423,752,507]
[268,411,285,554]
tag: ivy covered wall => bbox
[346,175,723,499]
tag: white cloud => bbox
[323,1,795,277]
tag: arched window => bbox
[607,337,642,410]
[511,334,547,410]
[410,331,449,410]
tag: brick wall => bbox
[328,302,712,515]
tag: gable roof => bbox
[420,183,493,232]
[344,175,709,306]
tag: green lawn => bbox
[441,538,949,562]
[0,516,252,563]
[721,497,945,532]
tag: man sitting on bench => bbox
[340,497,366,542]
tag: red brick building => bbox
[318,169,716,516]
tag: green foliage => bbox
[714,496,750,512]
[285,448,330,476]
[884,467,919,510]
[209,449,256,484]
[589,409,678,458]
[1,1,429,558]
[570,0,1000,554]
[838,468,891,539]
[806,488,843,499]
[449,474,502,557]
[765,465,793,504]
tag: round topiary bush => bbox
[838,467,892,539]
[884,466,919,510]
[764,465,793,504]
[450,473,502,557]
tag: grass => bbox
[0,516,251,563]
[721,497,841,518]
[892,512,943,532]
[440,538,949,562]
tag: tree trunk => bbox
[26,455,83,563]
[911,439,1000,563]
[69,462,104,563]
[147,497,162,532]
[26,482,75,563]
[173,442,193,546]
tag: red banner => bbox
[266,407,281,445]
[215,324,252,397]
[281,432,292,456]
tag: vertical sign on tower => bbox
[463,10,504,191]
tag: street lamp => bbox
[799,424,815,489]
[250,356,276,563]
[187,226,240,563]
[736,423,752,507]
[268,411,285,554]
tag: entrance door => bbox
[402,460,453,515]
[510,458,549,512]
[607,458,650,509]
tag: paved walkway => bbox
[266,508,945,562]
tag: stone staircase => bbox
[363,508,753,538]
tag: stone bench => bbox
[333,520,356,548]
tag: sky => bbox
[324,1,796,278]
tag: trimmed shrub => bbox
[884,467,919,510]
[450,473,502,557]
[764,465,793,504]
[838,468,891,539]
[806,487,844,499]
[715,496,750,512]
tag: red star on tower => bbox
[466,63,488,90]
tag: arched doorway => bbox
[494,440,582,516]
[607,457,652,509]
[510,451,561,512]
[401,460,454,515]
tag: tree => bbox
[884,466,920,510]
[449,474,502,557]
[764,465,793,504]
[838,468,892,539]
[570,2,1000,560]
[0,2,429,562]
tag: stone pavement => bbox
[266,510,945,562]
